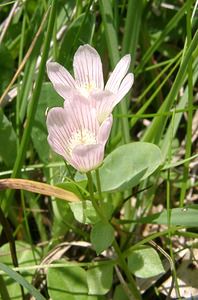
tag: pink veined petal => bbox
[94,73,133,123]
[71,144,104,172]
[46,107,73,161]
[115,73,134,105]
[64,95,99,134]
[98,114,113,144]
[105,54,131,94]
[91,91,116,124]
[46,62,77,100]
[73,44,104,91]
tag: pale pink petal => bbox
[115,73,134,104]
[46,107,72,161]
[91,91,116,123]
[47,62,77,99]
[71,144,104,172]
[73,44,104,90]
[93,73,133,123]
[64,95,99,134]
[98,115,113,144]
[105,54,131,94]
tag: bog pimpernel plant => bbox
[0,1,197,300]
[46,44,133,172]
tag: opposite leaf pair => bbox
[46,44,134,172]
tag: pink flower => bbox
[46,96,112,172]
[47,44,134,123]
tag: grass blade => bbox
[142,29,198,143]
[3,0,57,214]
[0,263,46,300]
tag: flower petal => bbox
[46,62,77,99]
[105,54,131,94]
[115,73,134,104]
[64,95,99,134]
[98,114,113,144]
[46,107,73,161]
[91,91,116,123]
[71,144,104,172]
[73,44,104,90]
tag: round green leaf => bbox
[69,200,99,224]
[99,142,162,192]
[113,284,129,300]
[127,246,165,278]
[87,264,113,295]
[91,221,114,255]
[47,264,87,300]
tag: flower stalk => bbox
[86,171,142,300]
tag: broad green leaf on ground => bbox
[0,241,41,300]
[99,142,162,192]
[90,221,114,255]
[87,264,113,295]
[0,44,14,95]
[127,246,165,278]
[0,109,17,167]
[140,207,198,227]
[47,262,104,300]
[31,83,63,163]
[47,264,87,300]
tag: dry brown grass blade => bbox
[0,178,80,202]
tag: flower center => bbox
[79,82,96,97]
[68,129,97,154]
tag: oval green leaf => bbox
[91,221,114,255]
[47,264,87,300]
[87,264,113,295]
[127,246,165,278]
[99,142,162,192]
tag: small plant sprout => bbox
[46,96,112,172]
[47,44,134,123]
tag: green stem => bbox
[95,169,103,204]
[166,107,181,299]
[86,172,104,221]
[113,239,141,300]
[86,171,141,300]
[16,11,26,144]
[179,0,194,207]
